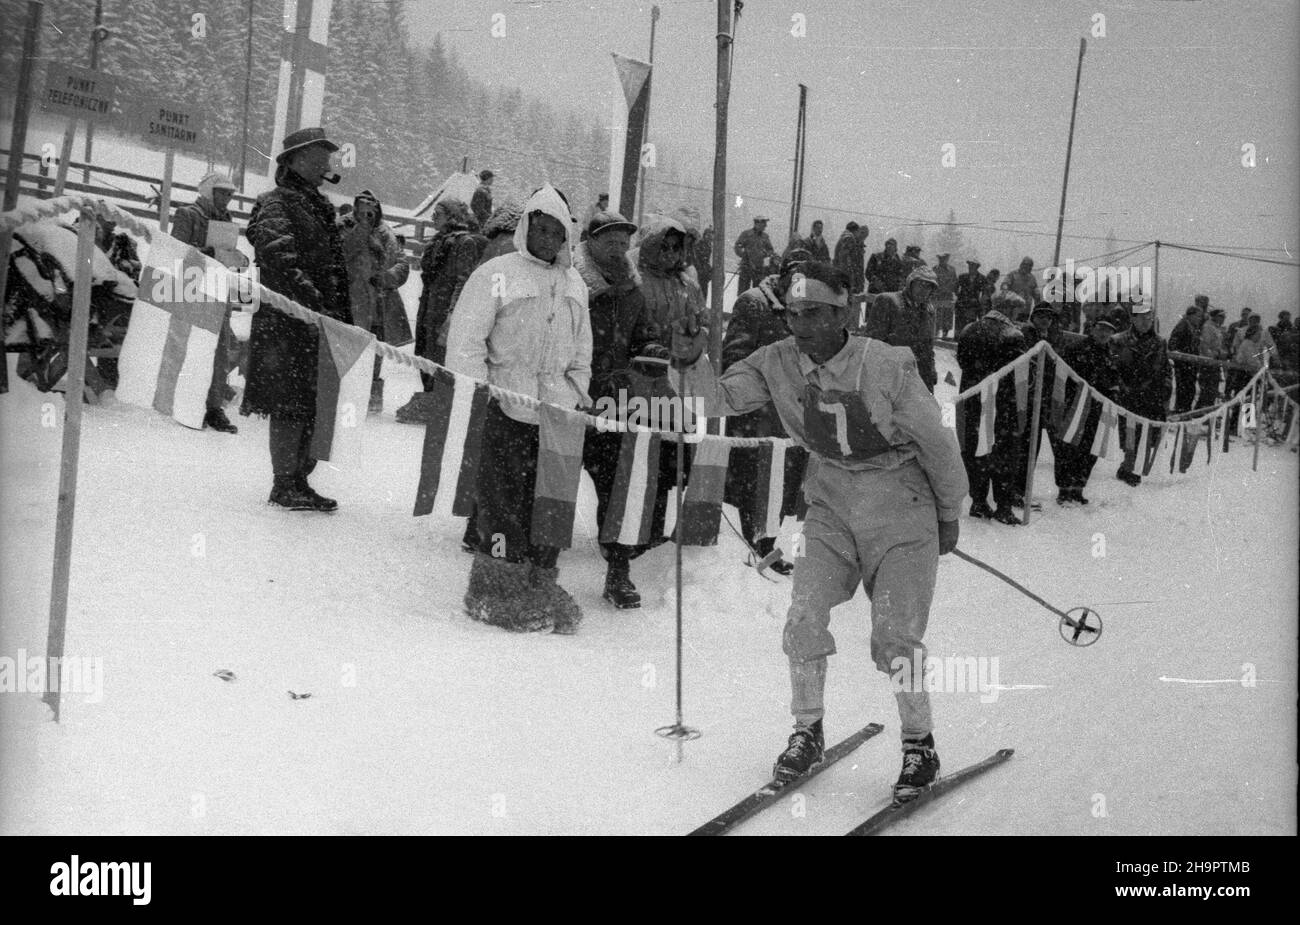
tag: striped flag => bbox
[531,403,588,548]
[1014,359,1029,434]
[679,439,730,546]
[1061,381,1089,446]
[600,429,662,546]
[752,441,789,539]
[1089,401,1118,459]
[1221,406,1232,453]
[1133,418,1151,470]
[310,315,375,463]
[1050,361,1068,433]
[1166,423,1183,474]
[1141,423,1165,476]
[116,234,227,429]
[413,371,490,517]
[976,380,996,456]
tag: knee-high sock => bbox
[789,656,828,727]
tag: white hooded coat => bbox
[444,185,591,424]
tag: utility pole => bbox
[82,0,107,184]
[635,4,659,226]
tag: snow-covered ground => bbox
[2,343,1295,836]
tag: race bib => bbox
[802,384,893,461]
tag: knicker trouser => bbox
[473,400,559,569]
[206,307,236,410]
[784,458,939,742]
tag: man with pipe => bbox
[668,260,968,801]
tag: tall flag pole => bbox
[269,0,332,176]
[634,5,660,226]
[788,84,808,241]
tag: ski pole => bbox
[951,548,1103,646]
[656,429,701,757]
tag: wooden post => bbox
[1252,365,1265,472]
[1022,348,1047,525]
[1051,37,1086,271]
[1151,240,1160,316]
[43,206,97,722]
[709,0,733,371]
[53,121,76,196]
[1,0,44,394]
[158,147,175,234]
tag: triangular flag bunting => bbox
[311,315,375,463]
[116,233,227,429]
[531,402,588,548]
[413,371,490,517]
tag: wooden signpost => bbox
[40,62,119,196]
[122,95,208,234]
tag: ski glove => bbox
[670,314,708,368]
[938,518,959,555]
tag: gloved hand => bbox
[938,519,959,555]
[639,342,670,361]
[670,314,708,367]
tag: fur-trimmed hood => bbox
[572,239,640,298]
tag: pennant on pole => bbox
[608,53,652,216]
[679,439,729,546]
[310,315,375,463]
[531,403,588,549]
[601,429,661,546]
[413,371,490,517]
[116,234,227,429]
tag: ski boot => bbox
[1070,488,1090,505]
[893,733,941,802]
[772,720,825,783]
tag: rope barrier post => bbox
[1021,347,1047,525]
[43,204,96,722]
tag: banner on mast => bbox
[269,0,332,176]
[607,53,652,216]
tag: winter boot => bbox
[1071,488,1090,505]
[368,379,384,415]
[294,475,338,513]
[894,733,941,801]
[1055,489,1073,506]
[751,537,795,576]
[603,559,641,609]
[1116,466,1141,487]
[204,406,239,433]
[968,500,994,519]
[464,554,553,633]
[992,506,1021,525]
[268,477,317,511]
[772,720,825,783]
[531,565,583,634]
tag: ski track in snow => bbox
[1,311,1296,836]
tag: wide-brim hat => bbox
[276,127,339,163]
[1130,301,1152,315]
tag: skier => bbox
[668,260,968,800]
